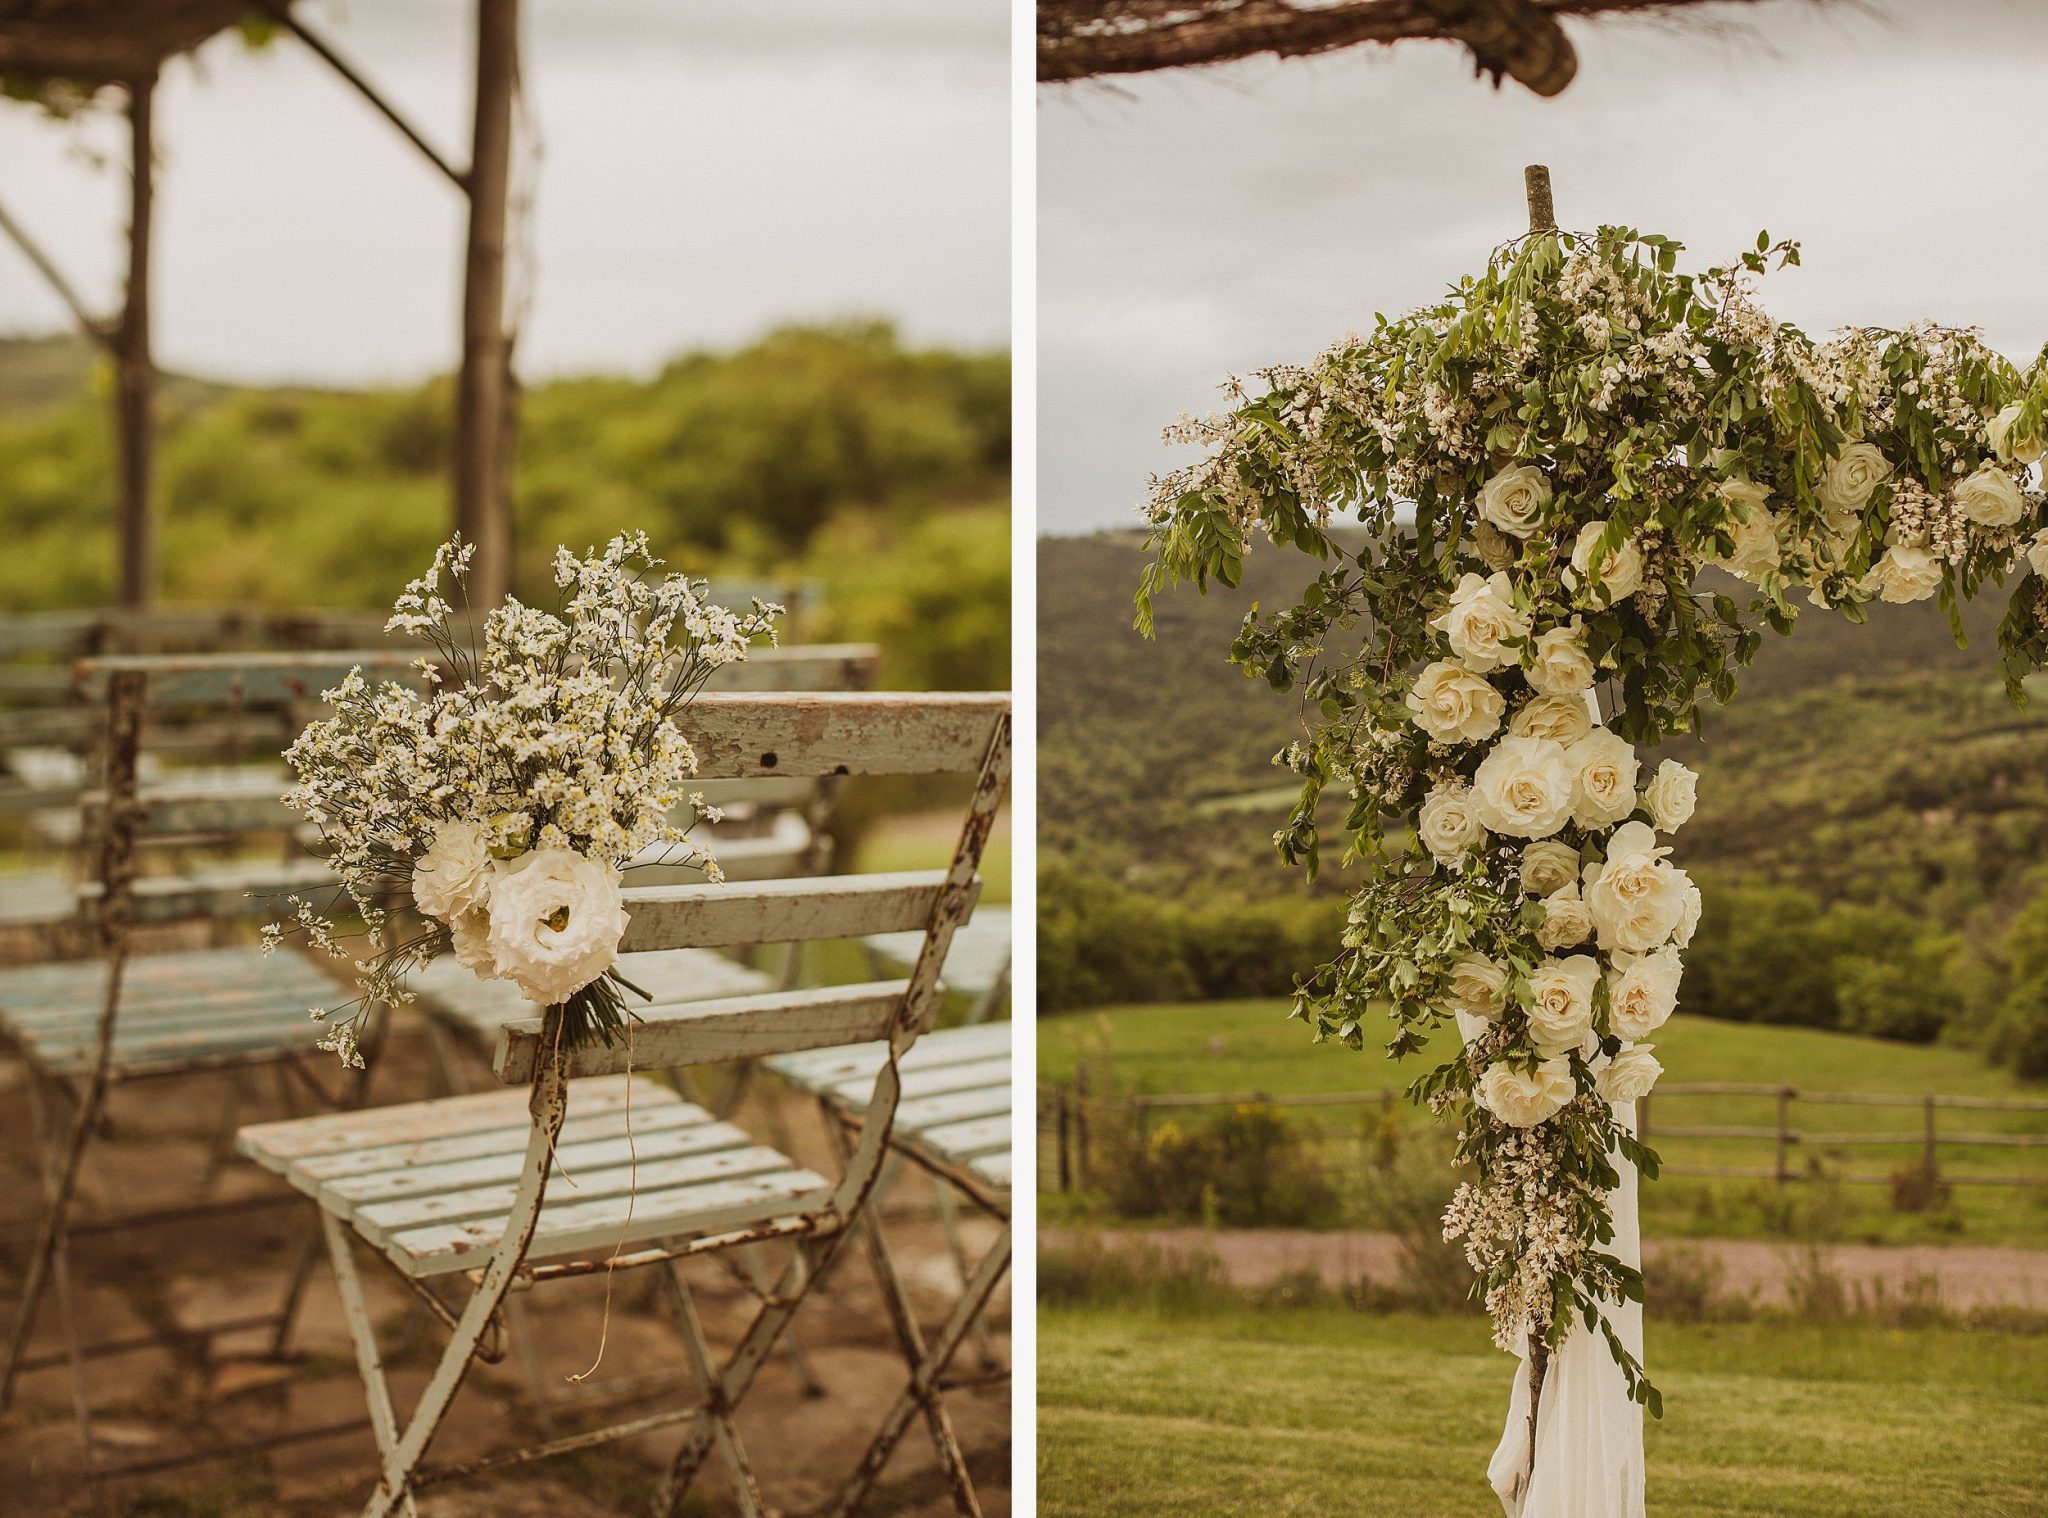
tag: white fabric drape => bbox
[1455,1010,1646,1518]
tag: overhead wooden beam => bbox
[115,71,157,610]
[453,0,518,611]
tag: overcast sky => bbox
[1040,0,2048,535]
[0,0,1007,386]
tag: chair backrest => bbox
[490,690,1012,1228]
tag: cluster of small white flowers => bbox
[274,534,776,1062]
[1442,1119,1584,1352]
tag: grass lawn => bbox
[1040,1000,2048,1245]
[1040,1304,2048,1517]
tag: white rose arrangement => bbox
[267,534,777,1064]
[1140,223,2046,1421]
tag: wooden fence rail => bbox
[1034,1081,2048,1194]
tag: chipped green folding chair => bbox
[234,688,1011,1517]
[0,649,424,1491]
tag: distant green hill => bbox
[1037,532,2048,1072]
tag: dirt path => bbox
[1049,1226,2048,1310]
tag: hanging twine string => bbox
[567,1012,638,1385]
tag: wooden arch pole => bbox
[115,71,157,610]
[453,0,519,610]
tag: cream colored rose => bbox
[1471,734,1575,840]
[1535,882,1593,952]
[1586,823,1689,953]
[1407,660,1506,743]
[1445,955,1509,1021]
[1817,441,1891,515]
[1431,571,1530,674]
[1673,879,1703,949]
[1566,728,1639,830]
[1519,840,1581,898]
[1861,544,1942,604]
[486,848,631,1006]
[2027,529,2048,578]
[1643,758,1698,833]
[1606,947,1682,1040]
[1955,465,2025,528]
[1508,694,1594,747]
[1988,404,2046,467]
[1418,782,1485,863]
[1714,480,1782,583]
[413,819,495,923]
[1471,521,1519,572]
[1524,954,1599,1054]
[1475,1057,1575,1129]
[447,908,497,975]
[1567,520,1644,606]
[1596,1043,1663,1102]
[1526,620,1595,697]
[1479,464,1551,540]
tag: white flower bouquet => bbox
[268,533,777,1065]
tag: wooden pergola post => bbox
[454,0,517,609]
[114,71,157,609]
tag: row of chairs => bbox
[0,641,1012,1515]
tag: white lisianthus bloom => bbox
[1817,441,1892,516]
[447,908,497,976]
[1566,728,1639,830]
[1861,544,1943,604]
[1407,660,1506,743]
[1418,782,1485,863]
[1566,521,1644,606]
[1606,947,1683,1040]
[1479,464,1551,540]
[412,820,495,923]
[1520,840,1581,898]
[1714,480,1782,582]
[1525,620,1595,697]
[1586,822,1690,953]
[1471,735,1575,840]
[2027,529,2048,578]
[1431,571,1530,673]
[1954,465,2025,528]
[1508,694,1594,747]
[1525,954,1600,1053]
[485,848,632,1006]
[1445,955,1509,1021]
[1597,1043,1663,1102]
[1475,1057,1575,1129]
[1643,758,1699,833]
[1988,405,2046,467]
[1535,882,1593,951]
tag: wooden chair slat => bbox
[74,650,425,705]
[617,870,971,953]
[293,1099,708,1185]
[686,692,1009,778]
[914,1114,1012,1165]
[411,948,771,1042]
[763,1021,1011,1086]
[238,1075,652,1165]
[895,1084,1010,1130]
[699,644,878,692]
[824,1055,1009,1106]
[863,907,1013,995]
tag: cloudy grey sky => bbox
[0,0,1007,386]
[1040,0,2048,535]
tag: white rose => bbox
[1988,404,2045,467]
[1954,465,2025,528]
[1861,544,1942,604]
[1567,521,1644,606]
[1418,782,1485,863]
[1597,1043,1664,1103]
[1479,464,1551,540]
[1475,1057,1576,1129]
[447,908,497,976]
[1673,879,1703,949]
[2027,529,2048,578]
[1526,620,1595,697]
[1586,826,1690,953]
[1432,571,1530,674]
[1817,441,1892,515]
[1535,882,1593,952]
[1607,947,1683,1040]
[1525,954,1600,1054]
[1445,955,1509,1021]
[1508,694,1594,747]
[1643,758,1698,833]
[1471,735,1575,840]
[1714,480,1782,582]
[1519,840,1581,898]
[1566,728,1640,830]
[1407,660,1506,744]
[412,819,495,923]
[485,847,632,1006]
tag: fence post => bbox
[1774,1087,1792,1183]
[1055,1088,1071,1194]
[1923,1094,1939,1178]
[1073,1065,1091,1191]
